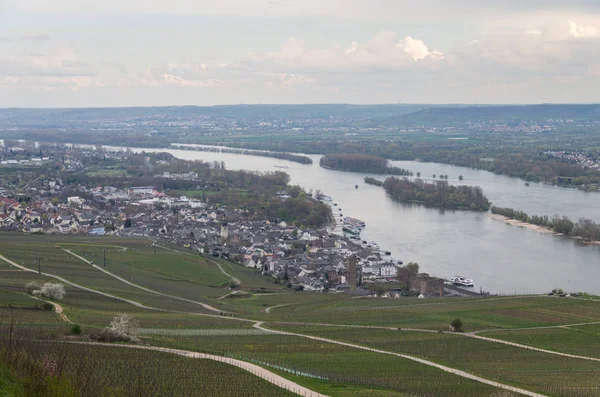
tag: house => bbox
[67,196,84,206]
[129,186,155,196]
[89,227,106,236]
[244,258,257,268]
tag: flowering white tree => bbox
[100,313,140,342]
[40,283,66,300]
[25,282,66,300]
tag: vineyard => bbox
[268,324,600,397]
[1,233,600,396]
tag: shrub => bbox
[26,282,66,300]
[450,318,463,332]
[42,302,54,311]
[93,313,140,343]
[40,283,66,300]
[70,324,82,335]
[25,281,42,295]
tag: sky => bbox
[1,0,600,107]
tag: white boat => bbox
[450,276,474,287]
[367,241,380,251]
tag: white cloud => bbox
[569,20,599,38]
[397,36,444,61]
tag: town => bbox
[0,141,445,298]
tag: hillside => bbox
[393,104,600,127]
[0,234,599,397]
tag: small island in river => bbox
[382,177,491,211]
[320,153,412,176]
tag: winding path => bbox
[253,322,548,397]
[55,340,328,397]
[29,295,73,324]
[265,304,292,314]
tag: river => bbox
[110,145,600,295]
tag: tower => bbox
[348,255,358,290]
[220,222,229,242]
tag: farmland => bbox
[1,234,600,396]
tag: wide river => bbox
[116,145,600,295]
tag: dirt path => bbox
[28,296,73,324]
[57,340,328,397]
[216,290,242,300]
[0,253,158,310]
[470,320,600,335]
[254,322,548,397]
[265,304,291,314]
[62,248,230,315]
[466,333,600,362]
[207,258,241,285]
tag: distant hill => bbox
[0,104,432,126]
[2,103,600,129]
[392,104,600,127]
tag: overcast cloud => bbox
[1,1,600,106]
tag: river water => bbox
[114,145,600,295]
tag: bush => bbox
[26,282,66,300]
[92,314,140,343]
[25,281,42,295]
[40,283,66,300]
[42,302,54,311]
[70,324,82,335]
[450,318,463,332]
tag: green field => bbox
[1,233,600,397]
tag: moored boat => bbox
[450,276,474,287]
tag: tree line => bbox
[175,145,313,164]
[320,153,412,176]
[220,139,600,186]
[364,177,384,186]
[383,177,491,211]
[491,206,600,242]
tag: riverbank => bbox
[488,214,600,245]
[488,214,556,234]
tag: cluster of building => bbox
[0,179,443,296]
[544,150,600,171]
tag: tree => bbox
[28,282,66,300]
[124,218,132,228]
[450,318,463,332]
[405,262,419,274]
[397,262,419,290]
[40,283,66,300]
[99,313,140,343]
[416,172,421,177]
[458,175,464,181]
